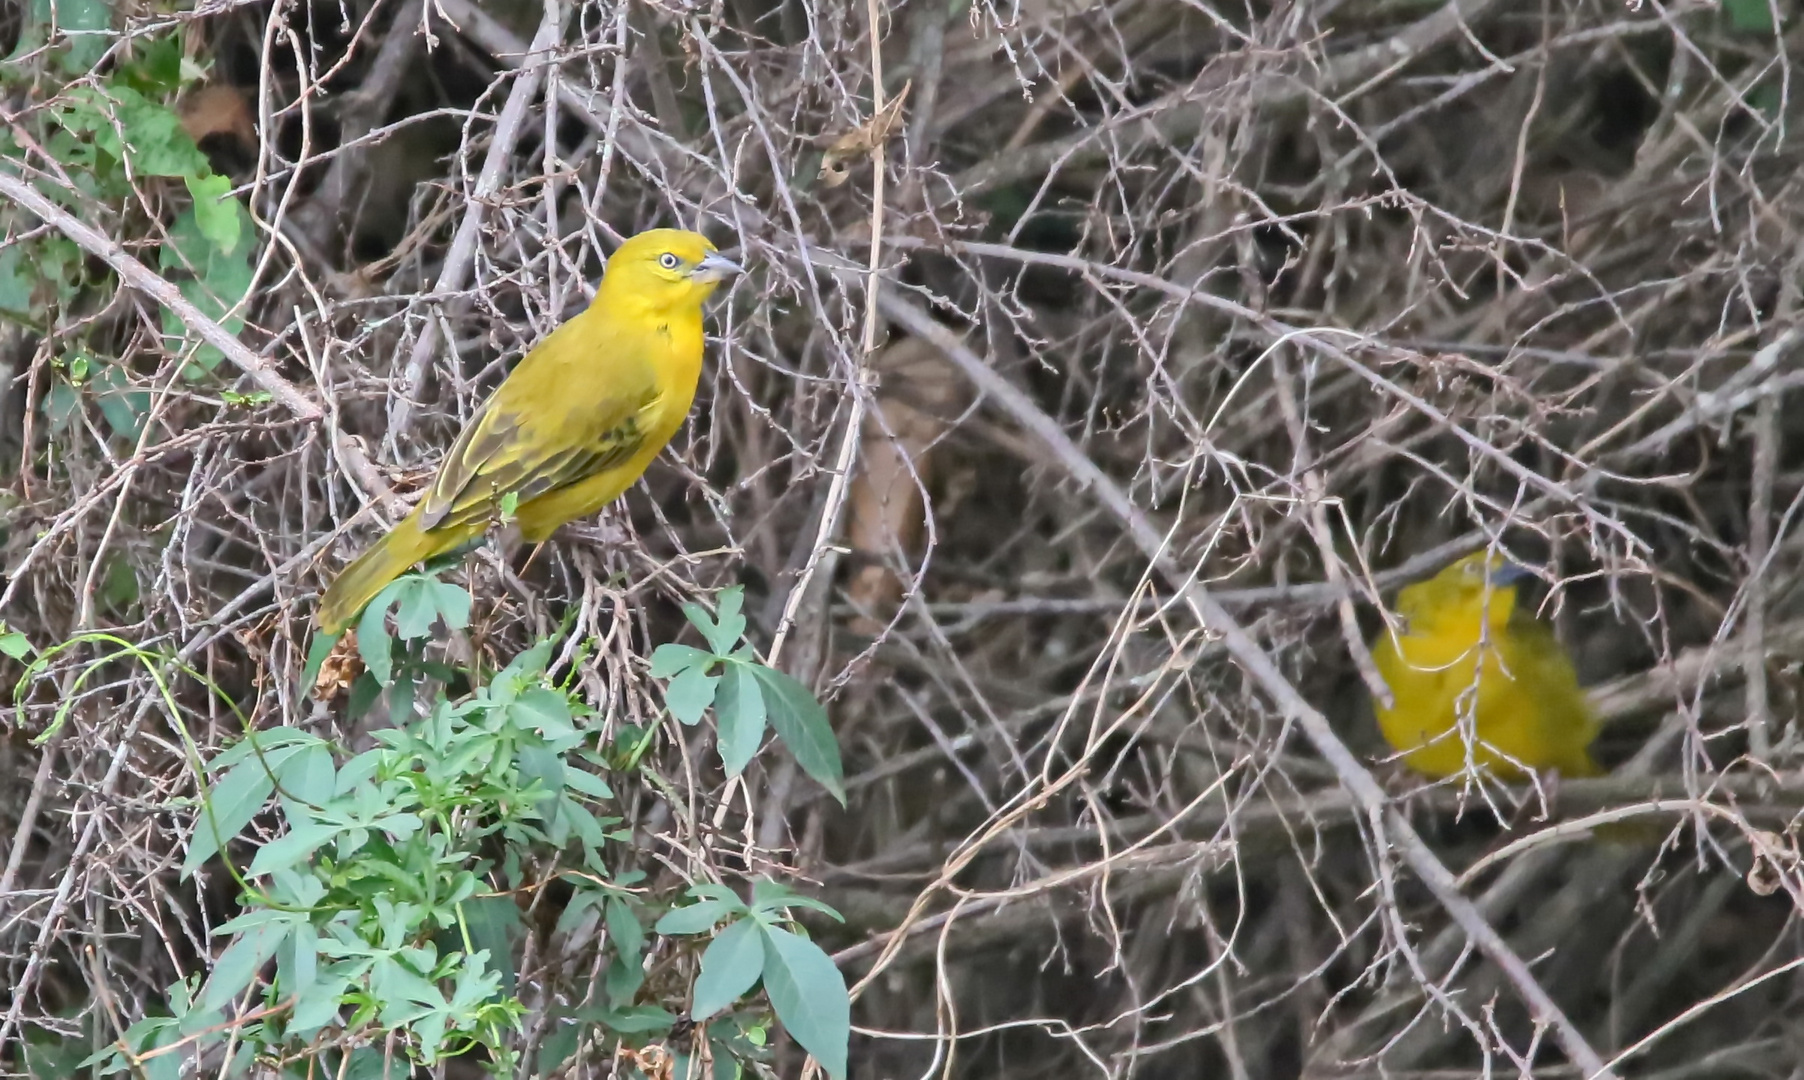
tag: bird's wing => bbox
[1505,609,1602,774]
[417,363,661,533]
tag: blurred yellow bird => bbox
[1370,551,1600,780]
[317,229,740,634]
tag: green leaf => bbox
[510,687,575,739]
[654,899,739,935]
[277,743,336,807]
[277,917,319,988]
[185,173,242,252]
[749,878,844,922]
[346,671,382,719]
[120,34,186,95]
[715,662,766,776]
[690,918,764,1021]
[247,820,339,877]
[537,1020,582,1077]
[330,1047,395,1080]
[392,577,442,640]
[212,905,283,938]
[334,748,382,795]
[685,586,747,655]
[184,760,278,877]
[370,955,445,1027]
[97,555,139,615]
[158,202,254,375]
[36,238,80,306]
[40,381,79,435]
[650,642,713,678]
[110,85,207,177]
[289,973,351,1037]
[606,949,645,1008]
[427,579,472,630]
[463,896,522,999]
[204,920,289,1012]
[665,663,719,726]
[759,924,850,1080]
[686,883,744,904]
[553,890,602,939]
[563,766,612,799]
[1749,80,1783,120]
[607,896,645,959]
[49,0,111,73]
[748,665,844,803]
[356,590,398,685]
[519,742,565,807]
[575,1002,677,1034]
[208,728,323,772]
[499,636,553,684]
[557,794,606,849]
[0,630,31,660]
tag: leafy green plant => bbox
[651,586,846,802]
[140,579,850,1078]
[8,0,112,75]
[300,566,475,723]
[1,5,256,444]
[657,880,852,1080]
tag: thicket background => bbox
[3,0,1804,1075]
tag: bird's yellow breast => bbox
[1371,580,1599,781]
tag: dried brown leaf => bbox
[179,85,256,149]
[818,80,912,189]
[312,631,363,701]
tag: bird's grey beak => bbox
[1488,562,1533,587]
[693,252,742,283]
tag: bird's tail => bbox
[317,512,439,634]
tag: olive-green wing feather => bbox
[1505,608,1601,776]
[417,390,656,533]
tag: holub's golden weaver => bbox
[317,229,740,633]
[1370,551,1600,780]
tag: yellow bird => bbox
[317,229,740,634]
[1370,551,1600,780]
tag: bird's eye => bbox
[658,253,681,270]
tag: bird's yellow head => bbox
[596,228,741,314]
[1395,551,1529,633]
